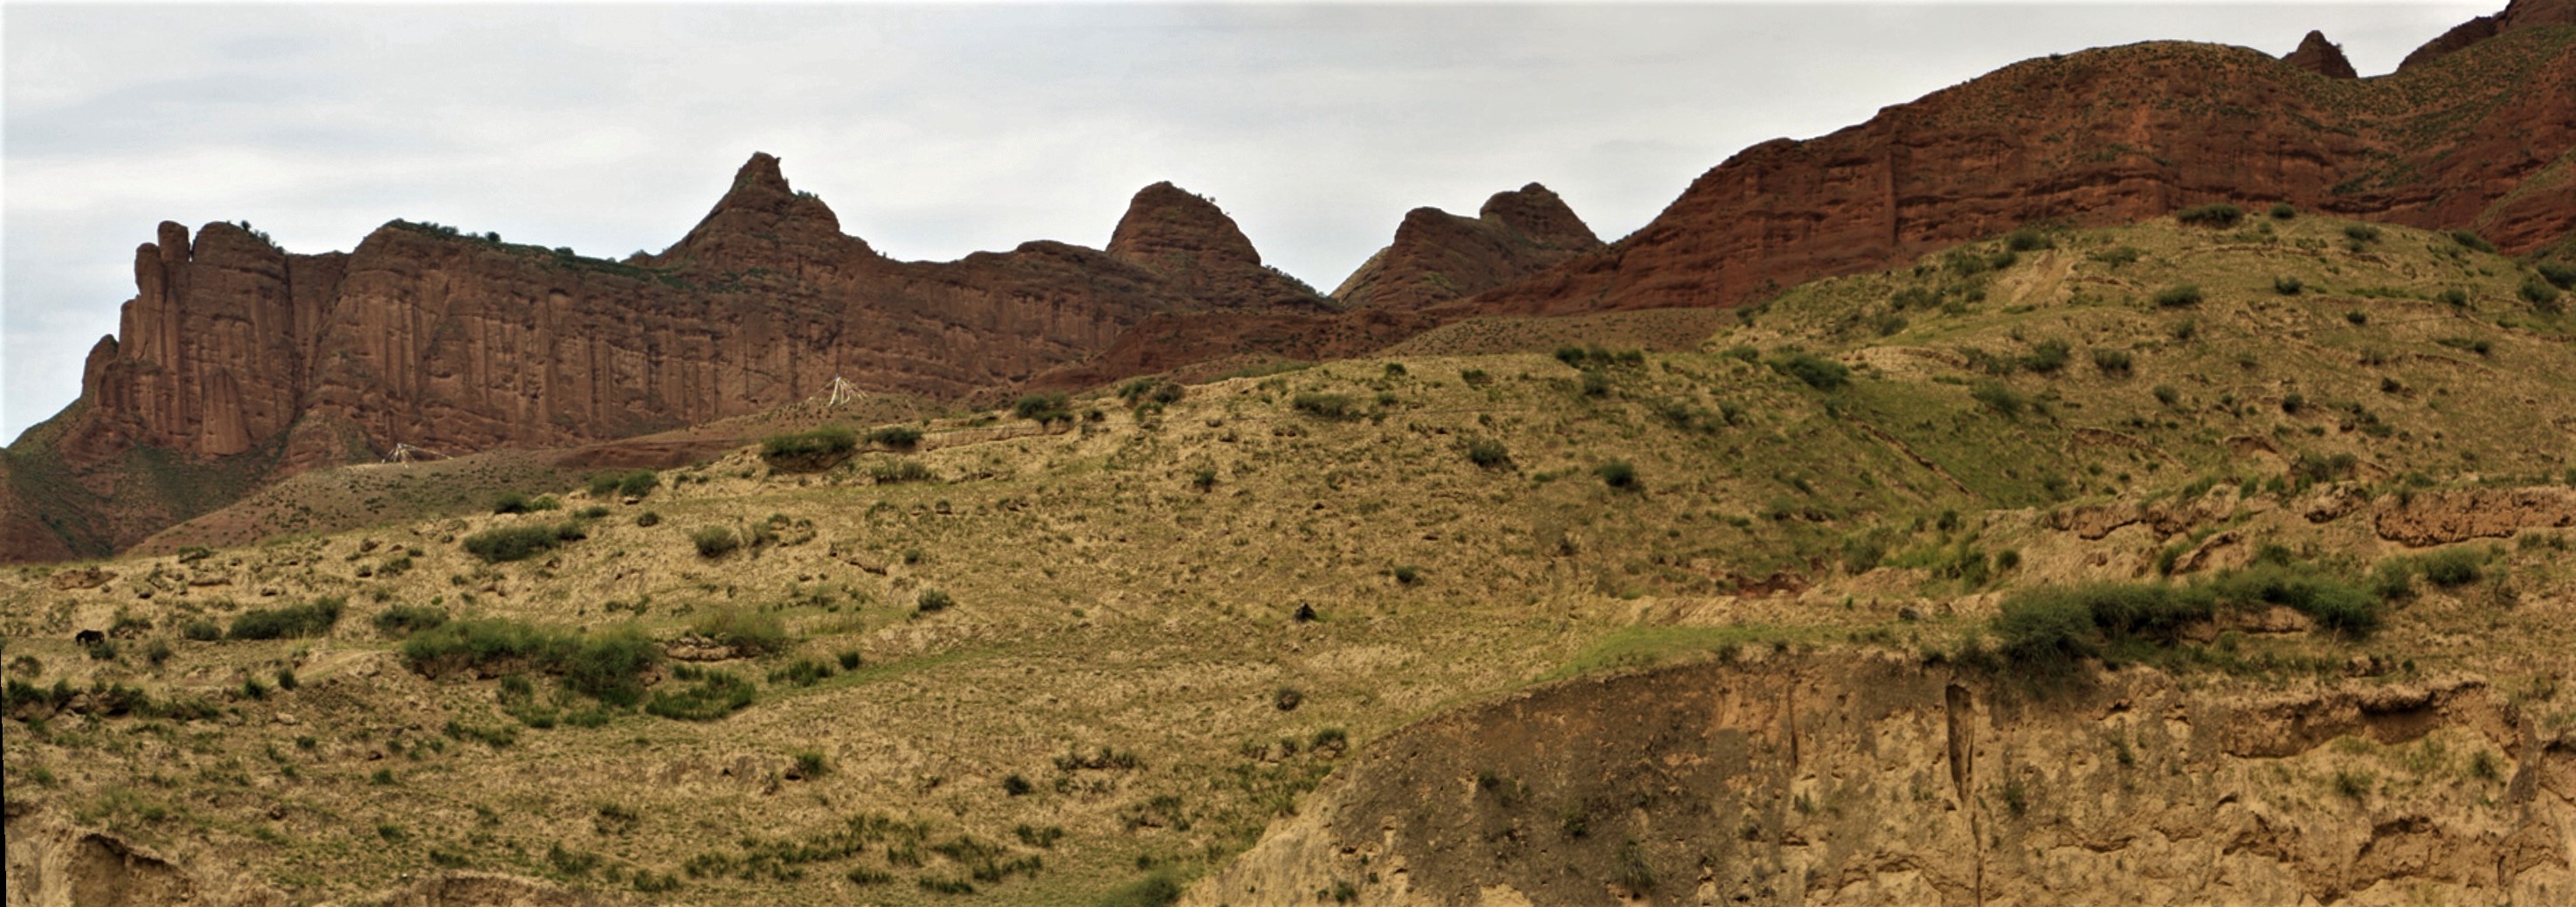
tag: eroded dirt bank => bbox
[1,811,618,907]
[1190,654,2575,906]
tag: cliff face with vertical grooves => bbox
[1461,27,2576,316]
[5,154,1326,560]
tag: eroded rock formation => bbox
[1465,29,2576,315]
[2282,30,2359,78]
[1333,184,1603,311]
[10,154,1324,559]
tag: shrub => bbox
[836,649,863,670]
[2522,275,2564,306]
[2440,288,2469,308]
[2451,230,2497,253]
[2538,262,2576,290]
[690,527,739,558]
[2269,203,2296,219]
[2020,340,2070,375]
[2273,276,2303,295]
[462,524,576,563]
[2153,285,2203,308]
[587,470,653,498]
[2418,548,2484,587]
[181,620,221,641]
[402,618,570,676]
[2089,349,2133,376]
[1970,380,2027,417]
[2176,203,2242,227]
[560,627,660,706]
[645,671,755,721]
[2152,384,2180,406]
[870,459,936,483]
[2090,246,2142,267]
[2207,564,2381,637]
[2370,559,2418,602]
[1767,352,1849,391]
[228,598,346,640]
[1012,392,1073,425]
[1594,460,1640,489]
[1291,393,1357,419]
[492,493,532,515]
[1465,439,1510,468]
[761,426,857,463]
[865,426,923,449]
[373,604,450,638]
[2005,227,2052,252]
[769,657,834,687]
[2343,224,2381,242]
[915,588,955,613]
[634,510,661,527]
[689,607,792,655]
[1095,873,1183,907]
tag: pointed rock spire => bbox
[2282,30,2358,79]
[663,152,860,267]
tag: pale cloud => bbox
[3,2,2491,443]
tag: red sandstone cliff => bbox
[1332,184,1603,311]
[8,154,1323,560]
[2398,0,2576,71]
[1464,27,2576,316]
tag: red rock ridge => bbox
[1332,184,1603,311]
[11,154,1319,559]
[2398,0,2575,71]
[1463,31,2576,316]
[2282,30,2358,79]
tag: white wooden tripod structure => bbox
[383,442,449,464]
[825,376,860,406]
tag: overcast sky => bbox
[2,2,2492,445]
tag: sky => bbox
[1,1,2494,446]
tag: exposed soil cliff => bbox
[1464,28,2576,316]
[1191,656,2575,906]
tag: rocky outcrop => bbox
[1466,28,2576,316]
[8,154,1324,561]
[2373,486,2576,546]
[1333,184,1602,311]
[2399,0,2576,71]
[2282,30,2359,78]
[1191,656,2573,906]
[1106,182,1330,311]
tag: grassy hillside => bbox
[3,211,2571,905]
